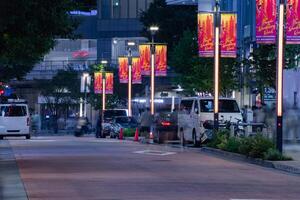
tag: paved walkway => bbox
[276,143,300,173]
[0,140,28,200]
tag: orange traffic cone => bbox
[134,128,139,142]
[149,130,154,144]
[119,128,123,140]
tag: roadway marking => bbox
[134,150,176,156]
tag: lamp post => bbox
[101,60,108,112]
[149,26,159,116]
[82,72,89,117]
[276,0,285,153]
[127,41,135,117]
[214,1,220,131]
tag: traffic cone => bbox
[134,128,139,142]
[119,128,123,140]
[149,130,154,144]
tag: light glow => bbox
[151,54,155,115]
[277,4,284,117]
[214,27,220,114]
[150,26,159,32]
[102,77,106,111]
[128,65,132,117]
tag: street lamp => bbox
[101,60,108,112]
[149,25,159,116]
[82,72,89,118]
[214,1,220,131]
[276,0,285,153]
[127,41,135,117]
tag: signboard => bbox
[94,72,103,94]
[155,45,167,76]
[256,0,277,44]
[139,44,151,75]
[286,0,300,44]
[105,73,114,94]
[118,57,129,83]
[80,74,91,93]
[198,13,214,57]
[220,13,237,58]
[132,57,142,84]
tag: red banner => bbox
[139,44,151,75]
[132,57,142,84]
[105,73,114,94]
[155,45,167,76]
[287,0,300,44]
[256,0,277,44]
[118,57,128,83]
[94,72,103,94]
[198,13,214,57]
[220,14,237,58]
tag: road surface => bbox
[6,136,300,200]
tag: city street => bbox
[3,136,300,200]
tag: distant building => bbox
[166,0,197,5]
[97,0,153,61]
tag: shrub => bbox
[248,134,274,158]
[123,128,135,137]
[206,129,230,148]
[263,148,293,161]
[238,136,253,156]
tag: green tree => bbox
[139,0,197,51]
[170,30,239,94]
[0,0,79,81]
[38,69,81,132]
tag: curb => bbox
[201,147,300,175]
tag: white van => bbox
[0,100,31,139]
[178,97,243,145]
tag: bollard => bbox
[134,128,139,142]
[119,128,123,140]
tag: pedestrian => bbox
[96,112,102,138]
[139,108,152,134]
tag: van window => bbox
[103,110,127,119]
[0,105,27,117]
[200,100,240,113]
[180,100,193,114]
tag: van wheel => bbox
[0,136,3,140]
[193,130,199,147]
[26,135,31,140]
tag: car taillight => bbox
[161,121,171,126]
[27,117,30,126]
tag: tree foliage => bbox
[0,0,79,81]
[139,0,197,51]
[170,30,239,94]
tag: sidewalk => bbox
[273,144,300,174]
[0,140,28,200]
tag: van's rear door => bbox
[0,105,28,132]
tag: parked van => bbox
[178,97,242,145]
[0,99,31,139]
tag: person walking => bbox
[96,112,102,138]
[139,108,152,134]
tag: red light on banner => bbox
[118,57,128,83]
[220,13,237,58]
[155,45,167,76]
[94,72,103,94]
[256,0,277,44]
[132,57,142,84]
[105,73,114,94]
[139,44,151,75]
[286,0,300,44]
[198,13,214,57]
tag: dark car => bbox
[153,112,178,144]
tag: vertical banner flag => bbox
[132,57,142,84]
[105,73,114,94]
[155,45,167,76]
[94,72,103,94]
[286,0,300,44]
[118,57,128,83]
[139,44,151,75]
[198,13,214,57]
[220,13,237,58]
[256,0,277,44]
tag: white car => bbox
[0,100,31,139]
[178,97,243,145]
